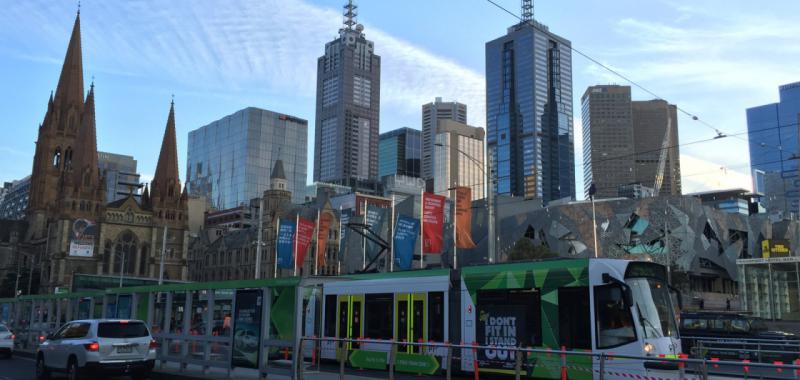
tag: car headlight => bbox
[644,343,654,355]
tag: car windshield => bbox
[98,322,149,338]
[626,277,678,339]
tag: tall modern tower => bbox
[421,98,467,181]
[632,100,681,196]
[314,1,381,190]
[379,127,421,179]
[747,81,800,216]
[485,2,575,203]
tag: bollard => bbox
[472,342,479,380]
[560,345,567,380]
[388,341,397,380]
[339,341,347,380]
[599,353,605,380]
[446,343,453,380]
[515,346,523,380]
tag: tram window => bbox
[682,318,707,330]
[476,288,541,347]
[365,293,393,339]
[324,295,336,337]
[595,284,636,348]
[731,319,749,333]
[428,292,445,343]
[558,287,590,349]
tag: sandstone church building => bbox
[25,11,189,293]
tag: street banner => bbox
[316,212,333,267]
[276,220,296,269]
[295,217,316,268]
[69,219,97,257]
[232,289,263,369]
[394,216,420,270]
[455,187,477,249]
[365,204,388,260]
[422,192,445,253]
[339,209,351,263]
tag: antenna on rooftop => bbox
[343,0,358,30]
[521,0,533,22]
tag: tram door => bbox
[336,295,364,351]
[396,293,426,353]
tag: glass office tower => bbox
[485,19,574,203]
[378,127,421,179]
[187,107,308,208]
[747,82,800,216]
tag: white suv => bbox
[0,323,14,358]
[36,319,156,380]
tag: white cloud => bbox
[680,154,752,193]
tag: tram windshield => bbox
[626,277,678,339]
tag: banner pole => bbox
[274,216,280,278]
[338,206,343,275]
[294,214,299,276]
[420,190,425,270]
[314,209,321,276]
[390,195,395,272]
[362,199,367,271]
[454,188,458,270]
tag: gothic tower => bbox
[150,100,188,227]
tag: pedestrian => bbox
[726,298,731,311]
[699,298,704,310]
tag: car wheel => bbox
[67,358,80,380]
[132,368,151,380]
[35,355,50,380]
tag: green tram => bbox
[316,259,682,379]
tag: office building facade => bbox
[378,127,421,179]
[433,120,486,200]
[747,81,800,216]
[187,107,308,208]
[421,98,467,180]
[314,3,381,188]
[485,14,575,203]
[98,151,142,202]
[0,176,30,220]
[632,100,681,196]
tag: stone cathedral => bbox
[25,12,188,292]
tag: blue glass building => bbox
[485,19,574,203]
[378,127,421,179]
[747,82,800,215]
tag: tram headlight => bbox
[643,342,654,355]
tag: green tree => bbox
[508,238,558,261]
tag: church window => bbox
[53,149,61,168]
[139,245,149,276]
[64,147,73,169]
[113,231,138,276]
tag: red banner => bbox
[295,217,316,268]
[316,212,333,267]
[422,192,446,254]
[455,187,477,249]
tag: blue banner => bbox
[365,205,388,261]
[277,220,296,269]
[393,215,420,270]
[339,209,351,262]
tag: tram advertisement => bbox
[232,289,263,369]
[476,305,527,369]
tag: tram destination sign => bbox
[737,256,800,265]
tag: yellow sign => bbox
[762,239,791,259]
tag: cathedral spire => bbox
[72,82,99,187]
[151,99,181,203]
[53,12,84,111]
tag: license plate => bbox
[117,345,132,354]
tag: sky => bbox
[1,0,799,198]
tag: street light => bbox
[434,142,497,264]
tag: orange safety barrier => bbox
[710,357,719,368]
[795,359,800,376]
[741,359,750,374]
[472,341,479,380]
[678,353,688,369]
[560,346,567,380]
[774,361,784,373]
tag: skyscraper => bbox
[747,81,800,215]
[378,127,421,179]
[433,120,486,200]
[187,107,308,208]
[632,100,681,196]
[98,151,142,202]
[314,1,381,189]
[485,4,574,203]
[421,98,467,181]
[582,85,635,198]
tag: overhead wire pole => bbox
[255,198,264,279]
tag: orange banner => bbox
[316,212,333,267]
[455,187,476,249]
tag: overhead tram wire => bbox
[484,0,730,138]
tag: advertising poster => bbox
[455,187,476,249]
[276,220,296,269]
[316,213,333,267]
[295,217,316,268]
[393,216,420,270]
[365,204,387,260]
[232,289,263,369]
[69,219,97,257]
[476,305,529,369]
[422,193,445,253]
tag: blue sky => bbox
[1,0,799,198]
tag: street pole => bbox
[453,187,458,270]
[158,226,167,285]
[13,251,21,297]
[420,190,425,269]
[314,208,321,276]
[665,200,671,285]
[119,247,126,287]
[294,214,299,277]
[255,198,264,279]
[274,216,280,278]
[487,148,496,264]
[390,195,395,272]
[591,196,598,259]
[362,199,367,271]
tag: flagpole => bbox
[274,216,280,278]
[314,209,321,276]
[390,195,395,272]
[294,214,299,276]
[453,188,458,270]
[338,205,343,275]
[420,190,425,270]
[362,199,367,271]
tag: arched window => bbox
[113,231,138,276]
[139,245,149,276]
[64,147,73,169]
[53,148,61,168]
